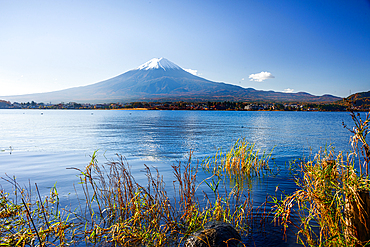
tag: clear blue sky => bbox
[1,0,369,98]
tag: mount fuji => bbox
[2,58,341,103]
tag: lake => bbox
[0,109,356,246]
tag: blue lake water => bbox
[0,109,357,246]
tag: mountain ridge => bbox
[1,58,342,103]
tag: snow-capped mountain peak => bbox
[136,58,182,71]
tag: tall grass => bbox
[272,111,370,247]
[0,179,77,246]
[72,152,254,246]
[4,113,366,246]
[201,138,274,237]
[202,138,273,188]
[1,147,263,246]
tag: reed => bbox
[0,179,77,246]
[272,111,370,247]
[73,152,253,246]
[1,147,255,246]
[202,138,273,189]
[200,138,274,238]
[3,111,368,246]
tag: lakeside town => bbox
[1,99,368,111]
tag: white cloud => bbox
[283,88,294,93]
[184,68,198,75]
[249,71,275,82]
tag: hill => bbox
[341,90,370,110]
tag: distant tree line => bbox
[1,99,364,111]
